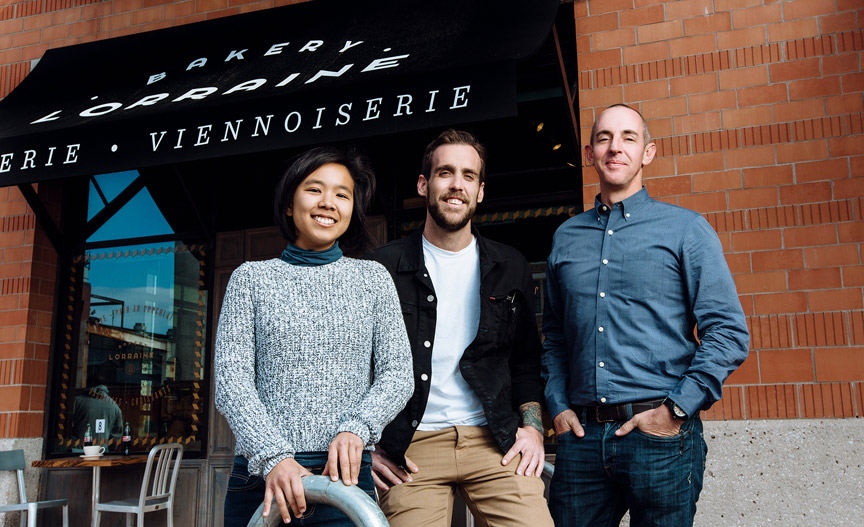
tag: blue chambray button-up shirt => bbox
[542,188,749,419]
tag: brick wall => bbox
[573,0,864,419]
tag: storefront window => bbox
[50,171,208,455]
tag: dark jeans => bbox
[223,452,375,527]
[549,414,707,527]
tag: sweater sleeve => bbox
[336,263,414,445]
[214,264,295,477]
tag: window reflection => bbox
[55,242,207,454]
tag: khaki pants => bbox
[378,426,554,527]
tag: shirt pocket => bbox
[616,254,668,301]
[488,290,519,348]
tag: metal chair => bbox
[247,475,389,527]
[0,449,69,527]
[94,443,183,527]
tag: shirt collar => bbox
[594,187,651,221]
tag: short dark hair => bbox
[590,103,652,145]
[421,129,487,183]
[273,146,376,255]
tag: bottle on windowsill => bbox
[121,422,132,456]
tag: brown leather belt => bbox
[573,398,665,423]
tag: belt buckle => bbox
[595,406,612,423]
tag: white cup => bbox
[83,445,105,457]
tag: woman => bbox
[215,147,413,526]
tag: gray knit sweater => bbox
[214,257,413,477]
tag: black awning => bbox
[0,0,558,186]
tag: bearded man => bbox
[367,129,553,527]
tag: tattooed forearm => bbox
[519,401,544,435]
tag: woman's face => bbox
[286,163,355,251]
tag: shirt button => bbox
[600,397,607,403]
[602,206,608,211]
[598,326,604,332]
[427,295,435,302]
[607,229,613,235]
[626,213,631,218]
[423,340,431,348]
[599,292,606,298]
[602,259,608,265]
[599,362,605,368]
[411,420,418,427]
[420,373,429,381]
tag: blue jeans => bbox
[549,414,707,527]
[223,452,375,527]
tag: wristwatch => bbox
[662,397,687,420]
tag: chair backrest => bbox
[138,443,183,507]
[0,449,29,504]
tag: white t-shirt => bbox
[418,235,487,430]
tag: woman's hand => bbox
[263,457,313,524]
[323,431,364,485]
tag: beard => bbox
[427,194,476,232]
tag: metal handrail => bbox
[543,461,554,479]
[246,475,389,527]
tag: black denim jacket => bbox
[367,228,545,466]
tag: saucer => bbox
[80,454,104,459]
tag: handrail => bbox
[246,475,389,527]
[543,461,554,479]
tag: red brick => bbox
[0,387,29,411]
[674,112,721,134]
[735,271,788,294]
[834,178,864,200]
[830,136,864,157]
[814,347,864,381]
[723,106,773,129]
[788,267,842,290]
[737,83,788,107]
[785,224,838,248]
[767,19,819,43]
[623,42,669,64]
[643,175,692,197]
[685,13,732,36]
[793,159,849,183]
[731,230,783,252]
[580,86,625,109]
[779,181,832,205]
[841,72,864,93]
[804,245,861,268]
[11,29,41,48]
[760,349,815,383]
[677,191,728,213]
[838,222,864,243]
[669,34,718,58]
[589,0,637,16]
[823,53,860,76]
[843,265,864,286]
[726,145,776,169]
[715,0,763,10]
[770,58,820,83]
[819,13,858,34]
[22,13,52,30]
[579,49,623,71]
[638,21,684,43]
[689,90,737,113]
[773,99,826,122]
[621,5,666,28]
[743,166,794,187]
[164,0,196,19]
[677,151,725,174]
[717,27,766,50]
[733,4,782,28]
[641,96,688,118]
[666,0,713,19]
[754,291,807,314]
[729,187,779,209]
[670,72,717,96]
[753,249,805,271]
[624,79,670,102]
[777,140,828,163]
[693,170,742,192]
[826,94,864,116]
[783,0,837,20]
[789,76,842,101]
[726,252,752,274]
